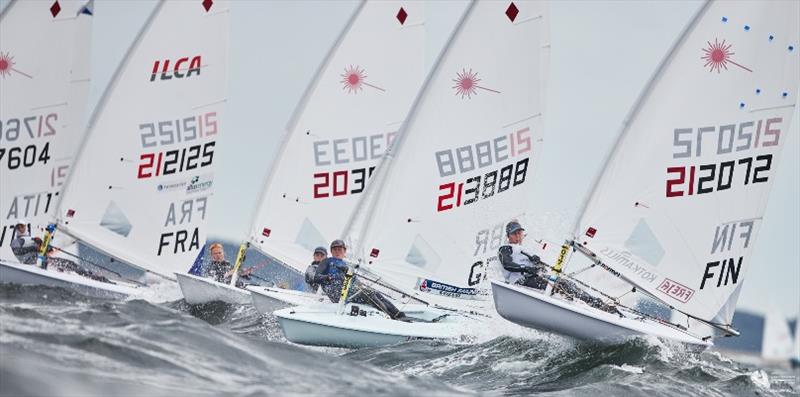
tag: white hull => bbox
[491,280,711,347]
[175,272,250,305]
[246,285,328,314]
[274,303,467,348]
[0,259,136,300]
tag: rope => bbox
[534,257,695,335]
[48,245,147,287]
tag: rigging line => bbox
[48,244,147,287]
[565,262,595,278]
[571,241,739,336]
[537,255,697,336]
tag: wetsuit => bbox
[206,260,232,283]
[498,244,548,289]
[313,257,404,319]
[206,260,250,287]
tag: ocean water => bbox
[1,283,797,396]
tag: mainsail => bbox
[55,0,230,279]
[344,0,549,305]
[246,0,425,272]
[0,0,92,258]
[572,0,799,327]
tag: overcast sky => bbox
[3,0,796,318]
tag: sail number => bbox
[435,127,531,178]
[0,113,58,141]
[0,143,51,170]
[437,158,529,212]
[138,142,215,179]
[313,166,376,198]
[665,154,771,197]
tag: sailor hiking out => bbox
[499,221,616,313]
[11,221,111,283]
[314,239,409,321]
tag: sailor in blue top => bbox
[314,239,408,320]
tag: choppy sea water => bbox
[1,284,797,396]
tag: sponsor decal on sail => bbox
[657,278,694,303]
[186,173,213,194]
[599,247,657,284]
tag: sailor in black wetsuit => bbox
[499,221,617,313]
[498,221,548,289]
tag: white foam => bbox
[612,364,645,374]
[748,370,771,389]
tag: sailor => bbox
[498,221,548,289]
[10,220,112,282]
[205,242,252,287]
[499,222,617,313]
[9,220,41,265]
[304,246,326,293]
[314,239,408,320]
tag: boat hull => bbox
[491,280,711,347]
[274,303,464,348]
[175,272,250,305]
[246,285,327,314]
[0,259,133,299]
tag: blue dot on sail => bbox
[744,25,750,31]
[783,92,789,98]
[755,88,761,94]
[768,35,774,41]
[721,16,728,23]
[789,45,795,52]
[739,102,746,108]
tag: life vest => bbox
[499,243,538,284]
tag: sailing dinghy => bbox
[0,0,98,292]
[761,308,794,365]
[276,0,550,347]
[2,0,230,299]
[177,0,427,309]
[493,0,798,346]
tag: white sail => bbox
[55,0,230,278]
[573,0,799,326]
[345,0,549,305]
[0,0,92,258]
[762,308,793,361]
[246,0,425,271]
